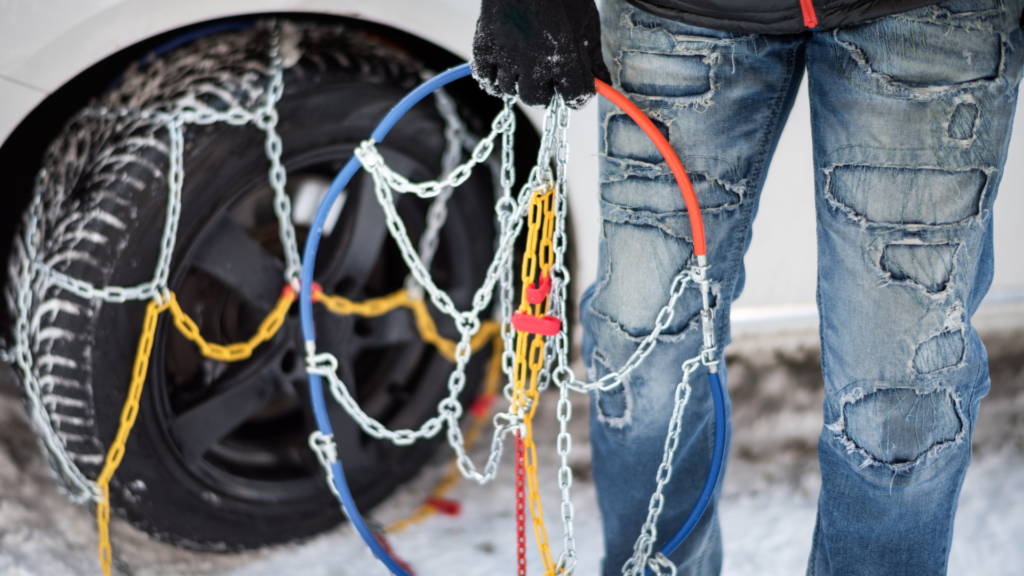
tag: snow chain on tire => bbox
[3,19,501,574]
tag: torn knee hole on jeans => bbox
[591,350,632,428]
[590,219,720,338]
[827,386,966,471]
[834,8,1004,98]
[824,164,990,227]
[600,176,743,224]
[948,94,981,145]
[614,48,722,110]
[912,301,967,374]
[605,113,671,164]
[601,159,746,218]
[880,241,958,294]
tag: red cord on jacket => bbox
[799,0,819,28]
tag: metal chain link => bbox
[308,431,345,507]
[648,553,679,576]
[13,173,101,503]
[323,95,548,448]
[404,84,465,299]
[256,24,304,285]
[621,358,700,576]
[546,96,581,572]
[355,105,513,200]
[565,269,694,394]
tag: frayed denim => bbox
[582,1,1024,574]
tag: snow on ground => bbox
[2,332,1023,576]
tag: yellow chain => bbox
[97,281,499,574]
[96,298,169,576]
[510,186,561,575]
[314,288,499,363]
[96,289,294,574]
[167,289,295,362]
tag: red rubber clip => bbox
[289,281,325,299]
[425,497,462,516]
[511,311,561,336]
[526,274,551,305]
[469,393,496,418]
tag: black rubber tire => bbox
[6,23,496,550]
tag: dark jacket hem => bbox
[623,0,944,34]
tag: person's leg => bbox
[805,1,1024,574]
[585,1,806,574]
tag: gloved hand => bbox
[472,0,612,109]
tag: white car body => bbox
[1,0,1022,341]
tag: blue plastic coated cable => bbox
[298,62,726,576]
[657,372,726,565]
[299,63,472,576]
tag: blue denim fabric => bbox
[581,1,1024,574]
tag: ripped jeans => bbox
[581,0,1024,574]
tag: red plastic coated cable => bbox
[594,79,707,257]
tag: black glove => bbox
[472,0,612,109]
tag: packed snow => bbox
[2,331,1022,576]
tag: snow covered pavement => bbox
[2,333,1023,575]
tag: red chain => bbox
[516,430,527,576]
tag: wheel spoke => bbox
[316,174,387,293]
[191,213,285,311]
[350,308,421,351]
[170,353,284,462]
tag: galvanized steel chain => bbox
[546,97,581,573]
[620,358,700,576]
[12,173,101,503]
[257,25,303,285]
[383,343,503,534]
[308,90,584,493]
[308,430,345,505]
[566,269,695,394]
[406,84,465,299]
[355,104,513,200]
[310,99,524,453]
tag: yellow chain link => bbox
[510,186,561,576]
[167,289,295,362]
[314,288,499,363]
[96,297,169,576]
